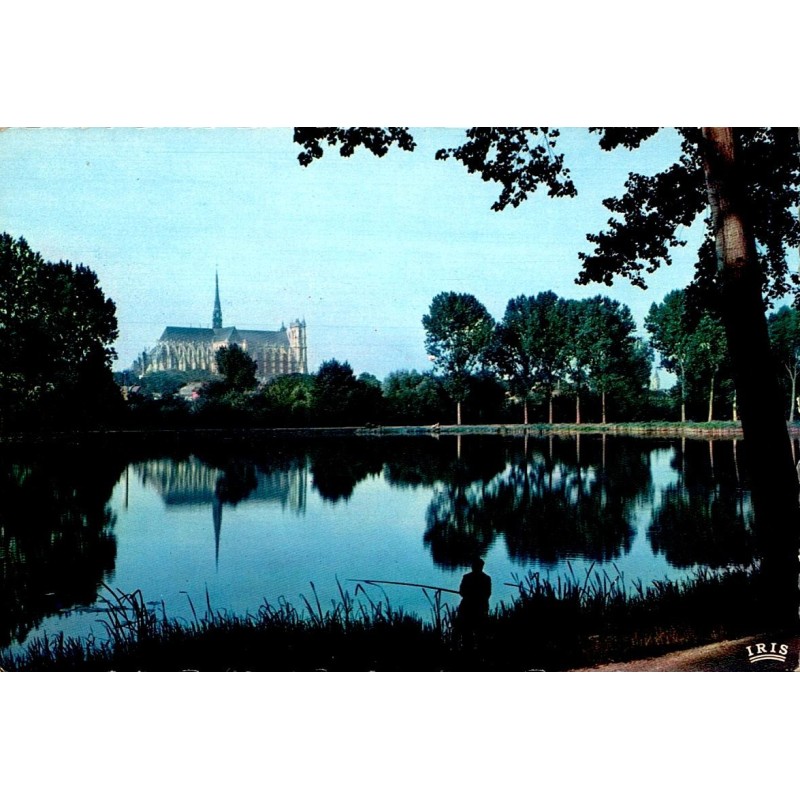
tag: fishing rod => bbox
[347,578,461,595]
[348,578,527,594]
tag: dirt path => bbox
[574,633,800,672]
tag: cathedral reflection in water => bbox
[133,456,308,564]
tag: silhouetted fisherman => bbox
[458,558,492,633]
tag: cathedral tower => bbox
[287,319,308,373]
[212,272,223,329]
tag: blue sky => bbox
[1,127,703,379]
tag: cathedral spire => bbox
[212,272,222,329]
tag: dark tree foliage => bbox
[579,129,708,290]
[353,372,384,422]
[434,128,577,209]
[422,292,494,424]
[382,369,449,424]
[461,371,507,423]
[491,292,650,424]
[687,312,730,423]
[492,291,572,424]
[571,295,649,424]
[312,358,383,425]
[135,370,195,397]
[0,233,120,431]
[492,294,552,424]
[215,344,258,392]
[768,305,800,421]
[646,290,694,422]
[125,391,195,429]
[293,127,416,166]
[647,289,732,422]
[261,373,315,425]
[581,128,800,304]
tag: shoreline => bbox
[2,420,787,449]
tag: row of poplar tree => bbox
[420,289,800,426]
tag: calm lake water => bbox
[0,433,758,655]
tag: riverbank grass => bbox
[0,566,777,671]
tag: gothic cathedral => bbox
[142,274,307,382]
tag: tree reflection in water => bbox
[308,441,384,504]
[421,435,655,569]
[415,435,754,573]
[420,436,507,568]
[130,436,756,576]
[0,448,125,649]
[647,439,756,569]
[491,446,638,567]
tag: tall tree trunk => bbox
[575,390,581,425]
[679,362,686,422]
[456,400,461,426]
[548,390,553,424]
[523,397,529,426]
[790,367,797,423]
[707,370,716,423]
[701,126,799,622]
[601,390,607,424]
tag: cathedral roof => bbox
[238,329,290,347]
[158,326,289,347]
[159,327,215,342]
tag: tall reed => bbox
[0,564,770,672]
